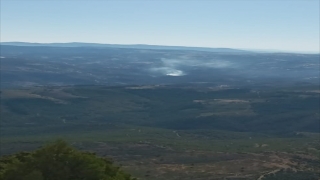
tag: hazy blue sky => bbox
[1,0,319,52]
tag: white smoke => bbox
[150,67,185,76]
[149,58,233,76]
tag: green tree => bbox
[0,140,135,180]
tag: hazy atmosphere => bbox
[1,0,319,53]
[0,1,319,180]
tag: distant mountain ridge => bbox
[0,42,250,53]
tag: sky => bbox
[1,0,319,53]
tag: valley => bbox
[1,85,319,179]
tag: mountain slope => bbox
[0,42,250,53]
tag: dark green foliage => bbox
[0,140,136,180]
[1,86,319,134]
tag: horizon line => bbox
[1,41,319,54]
